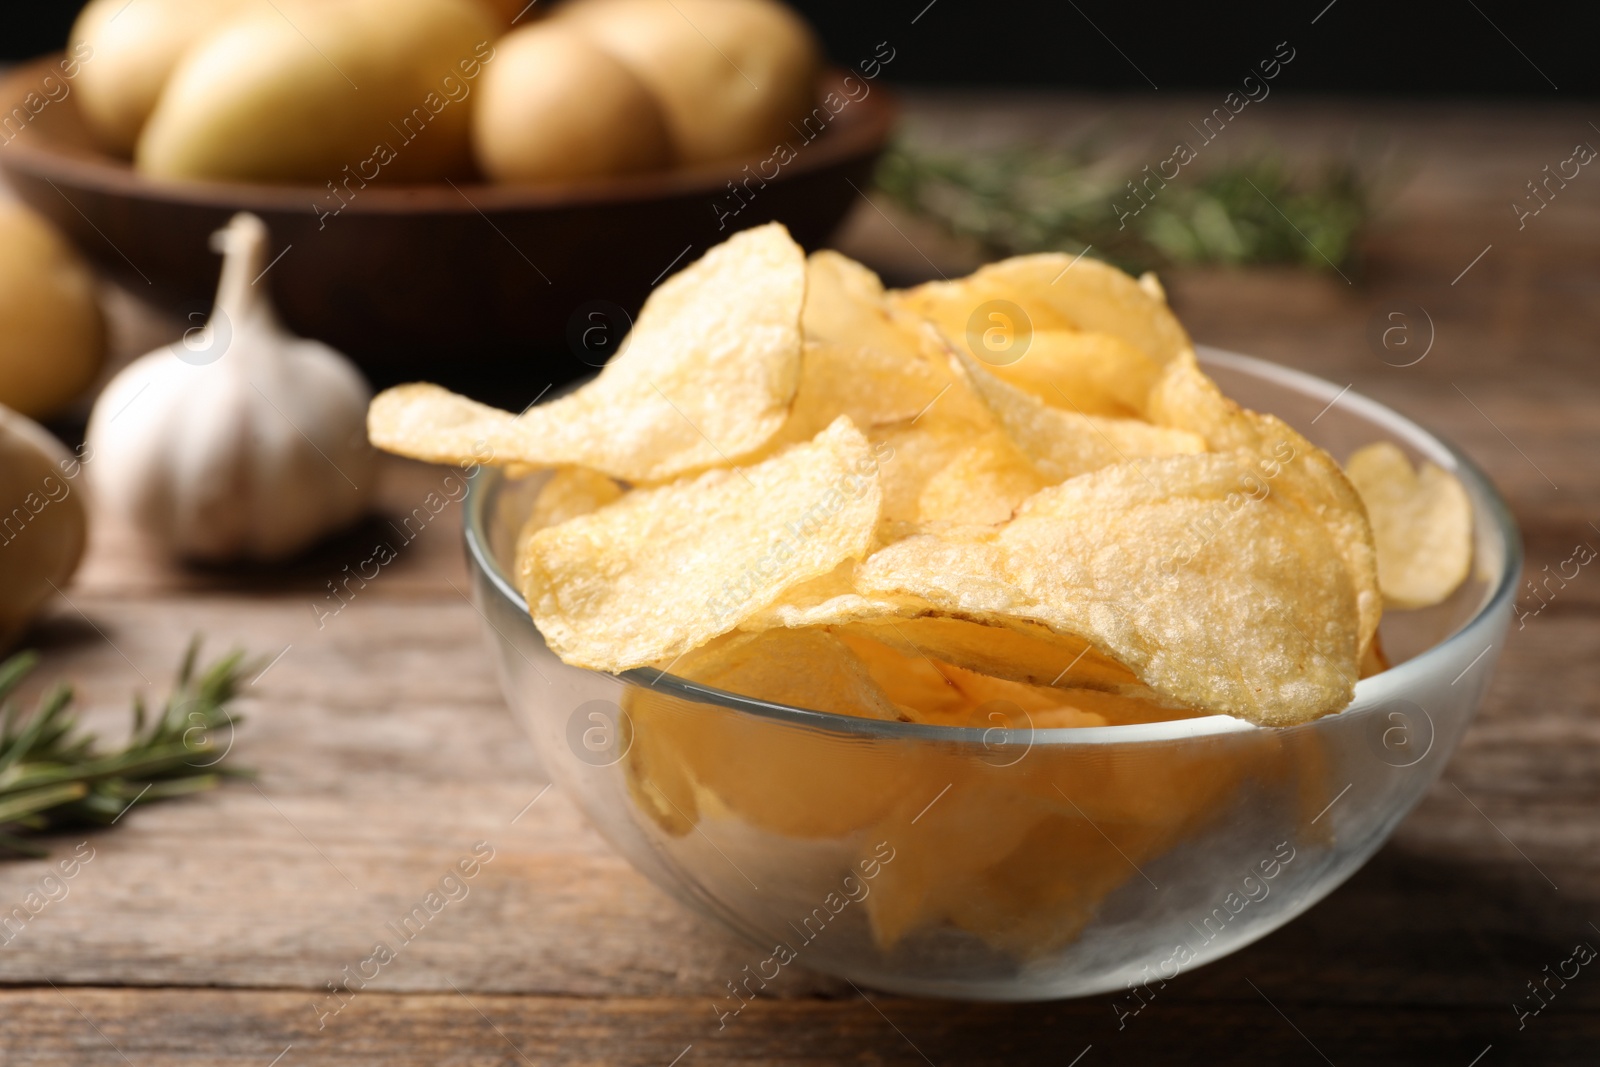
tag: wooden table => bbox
[3,94,1597,1065]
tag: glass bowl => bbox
[463,347,1519,1002]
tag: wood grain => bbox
[3,92,1598,1064]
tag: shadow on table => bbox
[765,844,1598,1066]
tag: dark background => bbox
[4,0,1593,95]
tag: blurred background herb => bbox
[0,641,256,857]
[875,137,1376,276]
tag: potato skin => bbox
[558,0,821,165]
[70,0,262,157]
[0,205,105,419]
[136,0,499,183]
[473,23,673,183]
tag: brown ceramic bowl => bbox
[0,56,896,395]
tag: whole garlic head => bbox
[87,213,375,562]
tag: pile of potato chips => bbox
[369,222,1473,729]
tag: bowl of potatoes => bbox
[0,0,896,385]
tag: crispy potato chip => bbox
[892,252,1193,367]
[1148,352,1382,657]
[803,249,913,351]
[857,454,1361,724]
[674,626,901,721]
[950,347,1205,483]
[1360,631,1391,678]
[836,628,1186,728]
[842,615,1141,694]
[801,251,994,426]
[1344,441,1472,609]
[369,223,805,483]
[522,416,882,672]
[982,329,1162,417]
[916,431,1046,527]
[625,628,916,839]
[512,467,624,594]
[761,341,950,451]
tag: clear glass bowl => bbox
[463,347,1519,1001]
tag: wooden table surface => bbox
[4,93,1599,1065]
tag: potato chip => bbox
[1344,441,1473,609]
[674,626,902,721]
[625,628,917,839]
[760,341,950,452]
[892,252,1193,368]
[842,615,1142,694]
[1148,352,1382,657]
[950,347,1205,483]
[521,416,882,672]
[802,249,913,351]
[836,628,1187,728]
[983,329,1162,417]
[512,467,624,594]
[856,453,1361,724]
[916,430,1046,527]
[801,251,995,425]
[369,222,805,483]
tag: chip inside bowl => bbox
[1344,441,1473,609]
[367,223,1476,730]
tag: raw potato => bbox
[369,223,805,483]
[1344,441,1473,609]
[0,406,87,649]
[521,416,882,671]
[69,0,263,156]
[137,0,498,182]
[558,0,821,165]
[472,23,672,182]
[0,205,105,419]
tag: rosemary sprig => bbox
[0,640,257,857]
[874,138,1374,276]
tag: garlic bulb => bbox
[87,213,374,562]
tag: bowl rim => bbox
[0,57,896,213]
[464,346,1522,745]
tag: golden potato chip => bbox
[801,251,994,426]
[857,453,1361,724]
[626,628,917,839]
[802,249,912,351]
[1148,352,1382,657]
[836,628,1185,728]
[842,615,1141,694]
[369,222,805,483]
[522,416,882,672]
[1344,441,1472,609]
[674,626,901,721]
[916,430,1045,527]
[761,341,949,451]
[950,347,1205,483]
[983,329,1162,417]
[892,252,1193,367]
[512,467,624,594]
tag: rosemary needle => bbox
[875,138,1373,276]
[0,639,258,858]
